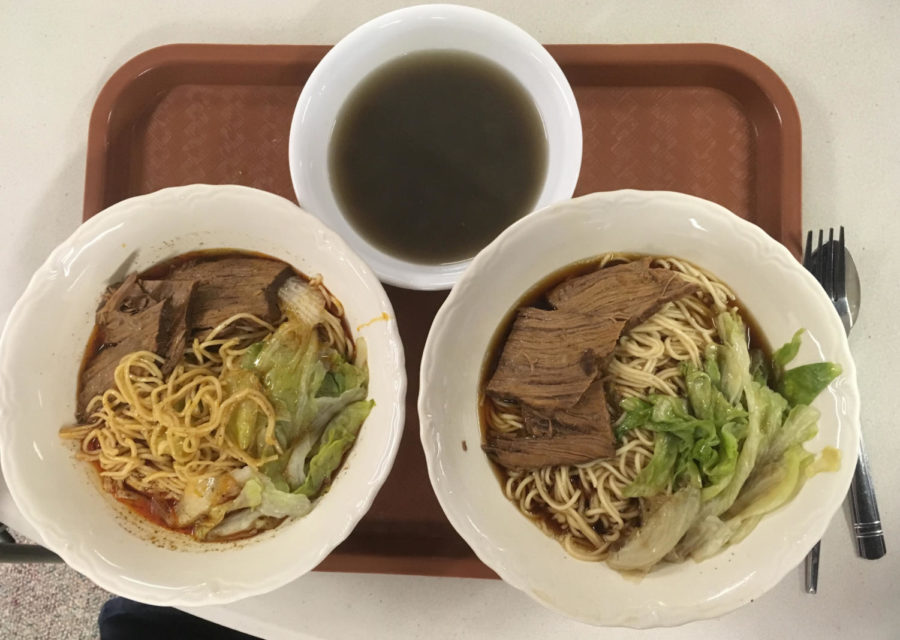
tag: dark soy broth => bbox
[477,255,773,540]
[329,50,548,265]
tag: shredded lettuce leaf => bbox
[716,311,752,405]
[607,485,701,572]
[780,363,842,406]
[771,328,842,406]
[772,328,804,372]
[246,320,327,450]
[623,433,679,498]
[724,444,814,520]
[618,356,750,502]
[613,311,842,569]
[700,421,741,501]
[234,319,371,494]
[206,471,313,540]
[295,399,374,497]
[749,348,772,387]
[222,369,268,452]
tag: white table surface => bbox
[2,1,898,638]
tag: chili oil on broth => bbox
[70,249,359,542]
[478,254,769,560]
[329,50,548,265]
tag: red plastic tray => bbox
[83,43,801,578]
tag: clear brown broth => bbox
[329,50,548,265]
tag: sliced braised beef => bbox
[78,277,197,418]
[547,258,699,330]
[520,405,554,437]
[77,284,170,419]
[168,257,292,334]
[486,309,624,412]
[483,430,617,470]
[521,380,611,435]
[78,254,295,422]
[100,298,167,346]
[144,280,197,375]
[483,259,704,470]
[95,272,140,326]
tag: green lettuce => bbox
[623,432,679,498]
[700,422,741,501]
[716,311,752,404]
[245,321,327,450]
[237,321,371,494]
[607,485,701,572]
[770,328,842,407]
[781,363,842,406]
[618,346,751,501]
[724,444,814,520]
[614,311,842,568]
[205,470,313,541]
[772,328,804,372]
[317,357,368,398]
[223,369,268,453]
[295,400,374,497]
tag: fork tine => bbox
[824,228,835,297]
[816,229,825,287]
[835,226,846,298]
[803,230,814,269]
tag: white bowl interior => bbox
[419,190,860,627]
[289,4,582,289]
[0,185,405,606]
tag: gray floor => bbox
[1,529,110,639]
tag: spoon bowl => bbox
[842,245,861,330]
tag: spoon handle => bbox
[804,541,820,593]
[849,433,886,559]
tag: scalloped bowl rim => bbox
[0,184,406,606]
[418,189,860,628]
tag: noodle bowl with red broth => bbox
[60,250,373,543]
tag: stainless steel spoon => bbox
[805,243,884,594]
[836,243,860,335]
[840,248,885,561]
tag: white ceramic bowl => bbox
[0,185,405,606]
[419,190,860,628]
[288,4,582,290]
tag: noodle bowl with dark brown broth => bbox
[419,190,858,625]
[480,254,841,572]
